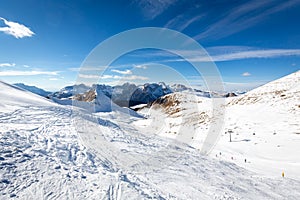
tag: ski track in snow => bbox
[0,104,300,200]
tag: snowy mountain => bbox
[13,83,51,97]
[50,84,92,99]
[1,78,300,199]
[135,70,300,180]
[50,82,172,108]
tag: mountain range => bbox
[15,82,239,109]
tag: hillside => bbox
[135,71,300,180]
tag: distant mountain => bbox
[169,83,193,92]
[50,82,173,107]
[50,84,91,99]
[48,82,244,109]
[13,83,51,97]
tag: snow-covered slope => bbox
[216,70,300,178]
[13,83,51,97]
[1,80,300,199]
[0,81,55,112]
[135,71,300,181]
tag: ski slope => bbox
[1,80,300,199]
[135,71,300,181]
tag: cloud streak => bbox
[111,69,132,75]
[208,49,300,62]
[0,17,35,38]
[242,72,251,77]
[165,14,203,31]
[0,63,16,67]
[194,0,300,40]
[0,70,58,76]
[135,0,177,20]
[139,47,300,62]
[78,73,148,81]
[134,64,147,69]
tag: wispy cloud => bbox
[49,78,59,81]
[242,72,251,77]
[68,66,107,72]
[194,0,300,40]
[0,17,35,38]
[102,74,148,81]
[0,63,16,67]
[165,14,203,31]
[78,74,99,79]
[79,73,148,81]
[208,49,300,62]
[134,64,147,69]
[134,0,177,20]
[111,69,132,75]
[68,67,80,72]
[0,70,59,76]
[121,75,148,81]
[139,47,300,62]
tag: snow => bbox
[135,71,300,181]
[0,81,55,112]
[13,83,51,97]
[1,71,300,199]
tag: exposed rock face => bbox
[50,82,172,107]
[73,89,96,102]
[224,92,237,98]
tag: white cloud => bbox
[162,48,300,62]
[135,0,177,20]
[121,75,149,81]
[111,69,132,75]
[242,72,251,77]
[165,14,203,31]
[69,66,107,72]
[194,1,300,40]
[68,67,80,72]
[49,78,58,81]
[0,17,35,38]
[0,70,58,76]
[101,75,114,79]
[211,49,300,61]
[23,65,30,68]
[134,64,147,69]
[102,74,148,81]
[0,63,15,67]
[78,73,148,81]
[78,74,99,79]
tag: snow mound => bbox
[0,81,56,113]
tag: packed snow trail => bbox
[1,81,300,199]
[1,105,300,199]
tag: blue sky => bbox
[0,0,300,91]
